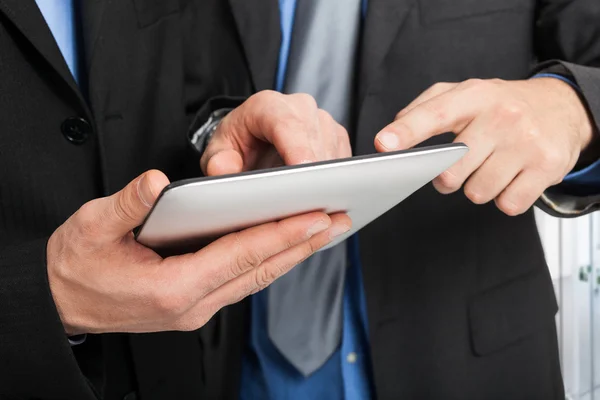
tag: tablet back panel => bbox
[136,144,468,254]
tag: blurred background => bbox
[537,210,600,400]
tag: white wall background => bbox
[535,209,599,400]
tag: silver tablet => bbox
[136,143,468,255]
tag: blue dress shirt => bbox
[35,0,80,84]
[240,233,373,400]
[565,160,600,187]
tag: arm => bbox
[534,0,600,216]
[372,1,600,218]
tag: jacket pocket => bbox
[420,0,535,25]
[131,0,180,28]
[468,268,558,356]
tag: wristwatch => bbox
[190,108,234,154]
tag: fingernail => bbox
[306,220,330,237]
[328,224,352,240]
[137,175,154,208]
[377,132,400,150]
[299,159,315,165]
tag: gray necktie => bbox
[268,0,362,377]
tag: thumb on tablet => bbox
[101,170,169,239]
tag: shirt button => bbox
[346,352,357,364]
[61,117,92,145]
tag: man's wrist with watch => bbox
[191,108,234,154]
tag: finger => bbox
[190,213,352,316]
[205,149,244,176]
[199,114,255,175]
[315,109,339,160]
[216,91,320,167]
[101,170,170,239]
[396,82,458,119]
[462,152,522,204]
[375,83,490,152]
[336,124,352,158]
[495,171,549,216]
[168,211,335,300]
[431,116,497,194]
[275,93,320,164]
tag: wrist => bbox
[533,76,594,151]
[575,97,595,153]
[190,108,234,155]
[46,231,82,336]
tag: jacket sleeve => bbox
[0,238,98,399]
[533,0,600,217]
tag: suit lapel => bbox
[79,0,106,73]
[228,0,281,91]
[358,0,416,103]
[0,0,80,91]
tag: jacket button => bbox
[61,117,92,144]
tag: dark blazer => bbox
[0,1,248,399]
[0,1,599,400]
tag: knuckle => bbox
[437,171,462,192]
[538,147,565,172]
[298,238,319,259]
[247,91,282,113]
[521,125,542,145]
[422,102,448,125]
[430,81,452,94]
[495,102,526,123]
[489,78,506,86]
[461,78,486,90]
[74,202,101,237]
[395,109,407,120]
[305,239,319,256]
[317,108,334,124]
[391,121,414,138]
[293,93,318,109]
[496,198,523,217]
[252,90,280,104]
[112,193,138,225]
[236,250,263,273]
[254,264,285,290]
[464,187,486,204]
[232,233,263,275]
[275,220,298,250]
[151,288,192,318]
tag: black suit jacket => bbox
[1,0,600,400]
[0,1,251,399]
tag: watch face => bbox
[191,108,234,153]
